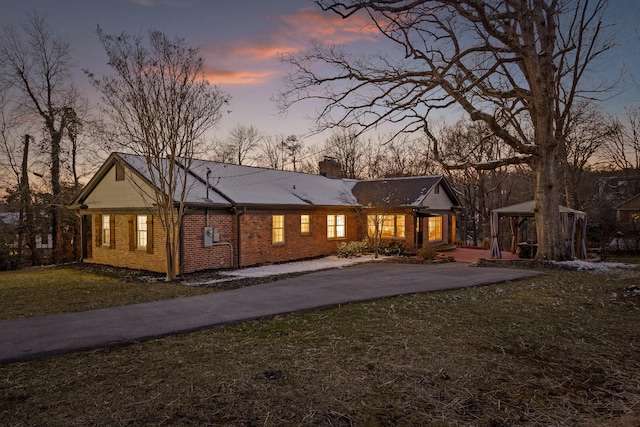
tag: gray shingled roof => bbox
[351,176,442,207]
[74,153,456,210]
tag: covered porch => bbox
[489,201,587,260]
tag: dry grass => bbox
[1,261,639,426]
[0,264,216,320]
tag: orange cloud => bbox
[204,68,276,86]
[199,6,380,86]
[280,6,379,44]
[200,40,297,85]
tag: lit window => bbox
[272,215,285,244]
[327,214,346,239]
[300,214,310,234]
[368,215,405,239]
[137,215,148,249]
[102,215,110,246]
[396,215,405,238]
[428,216,443,242]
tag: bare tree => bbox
[560,101,618,209]
[0,11,81,263]
[88,28,230,281]
[279,0,614,260]
[435,119,532,246]
[226,124,261,165]
[324,128,368,179]
[602,106,640,194]
[257,134,288,170]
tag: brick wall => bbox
[181,212,234,273]
[88,214,169,273]
[85,209,454,274]
[237,210,358,267]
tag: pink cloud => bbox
[204,68,276,85]
[199,6,379,86]
[280,6,379,44]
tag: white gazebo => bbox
[489,200,587,259]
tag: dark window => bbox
[115,163,125,181]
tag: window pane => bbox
[102,215,110,246]
[301,214,310,234]
[272,215,285,243]
[137,215,148,248]
[428,216,442,241]
[336,215,345,238]
[327,215,335,238]
[381,215,394,237]
[397,215,405,238]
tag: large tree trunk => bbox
[50,129,63,264]
[532,145,566,261]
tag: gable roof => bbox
[351,176,461,208]
[72,152,459,211]
[617,194,640,210]
[492,200,585,216]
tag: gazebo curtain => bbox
[489,211,501,259]
[509,217,519,254]
[578,214,587,259]
[490,203,587,260]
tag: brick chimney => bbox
[319,156,342,179]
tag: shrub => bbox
[336,241,369,258]
[378,240,409,256]
[417,244,437,261]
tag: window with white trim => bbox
[272,215,285,244]
[300,214,310,234]
[367,214,405,239]
[102,215,111,246]
[137,215,148,249]
[428,215,443,242]
[327,214,346,239]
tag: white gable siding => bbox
[421,184,455,210]
[83,165,156,209]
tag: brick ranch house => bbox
[69,152,461,274]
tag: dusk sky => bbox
[2,0,640,149]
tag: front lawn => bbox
[1,262,639,426]
[0,265,216,320]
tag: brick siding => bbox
[88,214,169,273]
[181,212,234,273]
[84,210,454,274]
[237,210,359,267]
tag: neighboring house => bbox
[69,153,461,274]
[0,212,54,250]
[616,194,640,224]
[611,194,640,251]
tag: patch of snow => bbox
[222,255,383,278]
[552,260,635,271]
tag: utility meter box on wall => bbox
[203,227,220,246]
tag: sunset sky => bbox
[2,0,639,150]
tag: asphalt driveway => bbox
[0,263,541,363]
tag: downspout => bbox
[179,211,185,274]
[235,206,245,268]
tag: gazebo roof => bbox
[492,200,585,216]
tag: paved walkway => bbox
[0,262,541,364]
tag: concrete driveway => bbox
[0,263,541,363]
